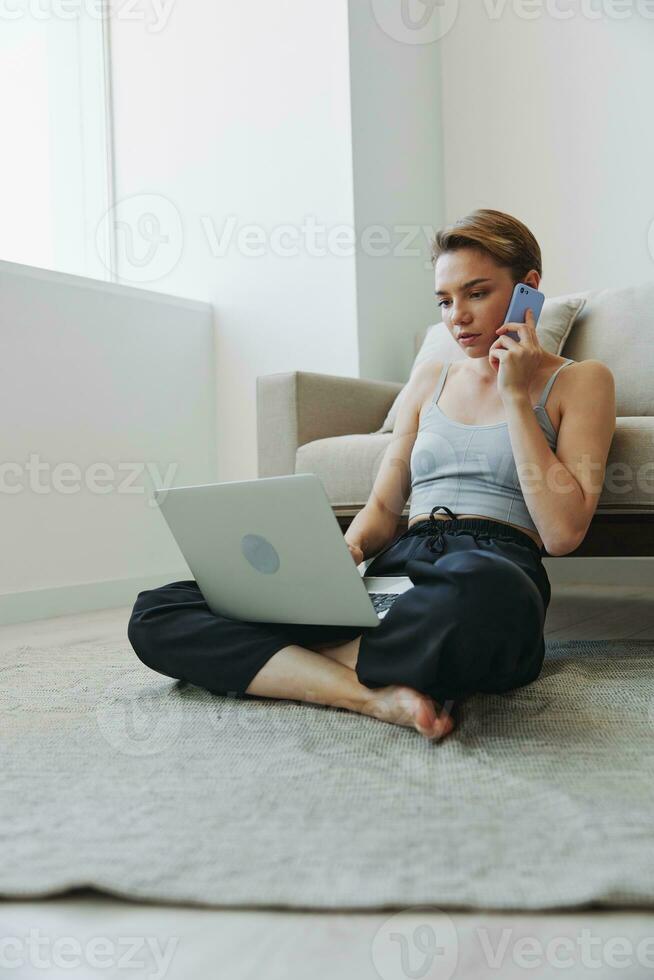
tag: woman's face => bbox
[434,248,539,356]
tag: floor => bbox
[3,583,654,980]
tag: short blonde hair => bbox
[431,209,542,283]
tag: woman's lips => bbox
[459,334,480,345]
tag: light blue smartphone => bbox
[503,283,545,342]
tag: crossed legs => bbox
[128,548,546,744]
[244,633,456,741]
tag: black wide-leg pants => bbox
[127,512,552,706]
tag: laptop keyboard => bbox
[369,592,401,615]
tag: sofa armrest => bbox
[256,371,403,478]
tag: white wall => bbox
[108,0,359,485]
[439,6,654,295]
[0,259,216,624]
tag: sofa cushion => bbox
[295,418,654,513]
[377,295,587,434]
[296,434,392,510]
[559,281,654,416]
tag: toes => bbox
[426,709,455,741]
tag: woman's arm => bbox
[345,361,436,560]
[344,503,399,564]
[504,360,616,556]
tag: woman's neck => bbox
[462,351,558,385]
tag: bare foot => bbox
[358,684,456,741]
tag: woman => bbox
[128,209,616,743]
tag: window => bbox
[0,10,113,279]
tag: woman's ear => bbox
[523,269,541,290]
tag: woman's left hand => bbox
[489,308,544,400]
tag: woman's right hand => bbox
[346,541,364,566]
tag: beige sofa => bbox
[257,282,654,557]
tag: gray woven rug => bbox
[2,632,654,911]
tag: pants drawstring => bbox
[427,506,456,555]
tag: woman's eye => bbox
[438,292,486,308]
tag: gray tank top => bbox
[408,358,575,532]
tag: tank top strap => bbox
[536,357,575,408]
[429,360,451,407]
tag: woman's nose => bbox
[449,300,470,323]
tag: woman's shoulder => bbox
[556,357,614,406]
[419,357,452,388]
[555,355,612,386]
[544,357,615,438]
[404,359,447,421]
[561,355,610,374]
[410,357,448,391]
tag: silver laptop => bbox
[153,474,415,627]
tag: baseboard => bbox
[544,557,654,588]
[0,570,191,626]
